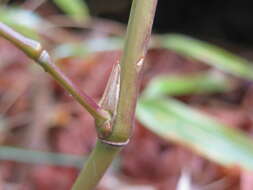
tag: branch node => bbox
[99,138,129,147]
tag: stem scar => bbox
[136,57,144,72]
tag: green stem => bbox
[108,0,158,142]
[71,140,121,190]
[0,22,109,124]
[72,0,157,189]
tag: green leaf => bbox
[52,37,123,59]
[53,0,90,21]
[160,34,253,80]
[142,71,232,98]
[137,97,253,170]
[0,146,85,168]
[0,7,42,39]
[52,42,89,59]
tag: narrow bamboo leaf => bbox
[137,97,253,170]
[0,146,85,168]
[53,0,89,21]
[52,43,89,59]
[160,34,253,80]
[52,37,123,59]
[0,7,42,39]
[142,71,232,98]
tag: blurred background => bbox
[0,0,253,190]
[7,0,253,44]
[88,0,253,45]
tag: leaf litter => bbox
[0,38,253,189]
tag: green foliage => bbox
[142,71,233,98]
[53,37,123,59]
[137,97,253,170]
[53,0,90,21]
[137,70,253,170]
[0,146,85,168]
[0,7,42,39]
[160,34,253,80]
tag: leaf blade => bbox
[137,97,253,170]
[53,0,90,21]
[160,34,253,80]
[0,7,42,39]
[142,71,232,98]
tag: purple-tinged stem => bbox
[0,22,109,124]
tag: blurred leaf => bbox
[53,37,123,59]
[0,146,85,168]
[142,71,233,98]
[53,42,89,59]
[0,7,42,39]
[137,97,253,170]
[160,34,253,80]
[85,37,123,52]
[53,0,90,21]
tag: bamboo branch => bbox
[72,0,158,189]
[0,22,110,125]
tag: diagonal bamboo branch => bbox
[0,22,110,125]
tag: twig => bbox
[0,22,110,126]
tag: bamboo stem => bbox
[72,0,157,189]
[0,22,109,124]
[71,140,121,190]
[108,0,158,142]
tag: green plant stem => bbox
[72,0,157,189]
[108,0,158,142]
[0,22,109,124]
[72,140,121,190]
